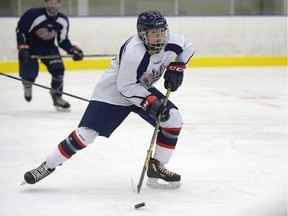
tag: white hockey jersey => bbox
[91,32,194,107]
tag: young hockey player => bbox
[23,10,194,189]
[16,0,84,109]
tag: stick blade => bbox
[131,178,137,193]
[137,183,142,193]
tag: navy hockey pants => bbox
[78,88,178,138]
[19,46,65,96]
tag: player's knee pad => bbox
[161,108,183,128]
[50,68,64,78]
[157,108,183,149]
[76,127,99,144]
[58,127,98,158]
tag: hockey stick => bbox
[31,54,116,59]
[136,83,172,193]
[0,72,89,102]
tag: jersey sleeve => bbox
[56,15,73,52]
[16,10,33,45]
[175,35,194,65]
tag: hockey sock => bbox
[22,78,35,88]
[51,74,63,97]
[58,130,87,159]
[46,147,68,169]
[154,127,181,164]
[46,128,98,168]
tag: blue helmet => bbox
[137,11,169,52]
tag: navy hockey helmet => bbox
[137,10,169,52]
[44,0,61,17]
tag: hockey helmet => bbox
[137,10,169,52]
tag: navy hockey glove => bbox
[141,95,170,122]
[18,44,30,63]
[69,45,84,61]
[164,62,186,92]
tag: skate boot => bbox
[50,91,70,109]
[24,87,32,102]
[22,162,55,185]
[146,158,181,189]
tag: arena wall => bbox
[0,16,286,72]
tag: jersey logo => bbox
[35,28,57,40]
[144,63,166,87]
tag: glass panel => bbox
[88,0,121,16]
[124,0,175,16]
[234,0,286,15]
[179,0,231,15]
[20,0,43,15]
[0,0,286,16]
[0,1,16,16]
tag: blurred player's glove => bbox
[69,45,84,61]
[18,44,30,63]
[164,62,186,92]
[141,95,170,121]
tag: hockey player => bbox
[16,0,84,109]
[23,10,194,189]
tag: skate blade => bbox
[20,180,28,186]
[54,106,71,112]
[146,178,181,189]
[131,178,138,193]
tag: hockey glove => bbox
[141,95,170,122]
[164,62,186,92]
[69,45,84,61]
[18,44,30,63]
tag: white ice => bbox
[0,67,287,216]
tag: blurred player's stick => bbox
[135,83,172,193]
[31,54,116,59]
[0,72,89,102]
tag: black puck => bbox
[134,202,146,209]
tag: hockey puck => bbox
[134,202,146,209]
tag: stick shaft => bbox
[31,54,116,59]
[136,84,172,193]
[0,72,89,102]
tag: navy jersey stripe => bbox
[136,52,151,82]
[165,43,183,55]
[119,37,133,65]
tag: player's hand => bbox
[164,62,186,92]
[18,44,30,63]
[141,95,170,121]
[69,45,84,61]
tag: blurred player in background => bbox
[23,10,194,189]
[16,0,84,109]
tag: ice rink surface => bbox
[0,67,287,216]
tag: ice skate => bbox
[24,87,32,102]
[146,158,181,189]
[22,162,55,185]
[50,91,70,109]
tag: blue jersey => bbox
[16,7,73,53]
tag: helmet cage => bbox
[45,0,61,17]
[138,27,169,52]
